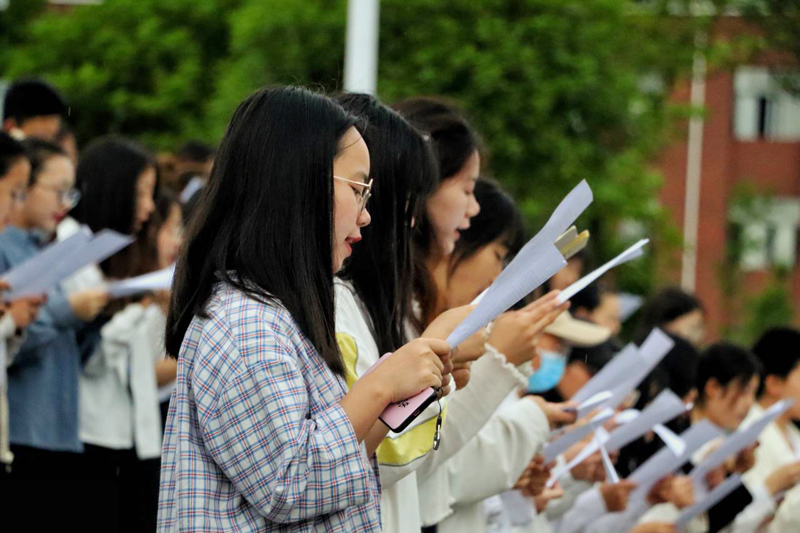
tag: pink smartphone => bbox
[362,353,439,433]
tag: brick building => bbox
[658,18,800,339]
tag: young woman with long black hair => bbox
[64,136,163,531]
[157,86,452,531]
[393,97,573,529]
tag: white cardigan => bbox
[334,279,534,533]
[79,303,166,459]
[742,403,800,532]
[433,392,551,533]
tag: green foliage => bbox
[4,0,241,148]
[5,0,705,295]
[738,269,795,345]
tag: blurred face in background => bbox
[550,256,583,291]
[135,166,157,232]
[592,292,622,336]
[0,157,30,229]
[762,362,800,421]
[426,150,480,257]
[19,154,75,233]
[704,376,758,431]
[157,202,183,269]
[666,309,705,347]
[9,115,62,142]
[446,238,509,307]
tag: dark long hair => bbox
[392,97,482,331]
[73,135,157,279]
[635,287,703,343]
[447,179,525,278]
[165,86,360,376]
[335,93,438,355]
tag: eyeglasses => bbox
[334,175,373,214]
[34,183,81,208]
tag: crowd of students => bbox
[0,79,799,533]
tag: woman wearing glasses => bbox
[0,138,109,479]
[158,86,453,531]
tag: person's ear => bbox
[705,379,723,402]
[764,374,785,398]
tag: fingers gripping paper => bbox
[446,180,593,347]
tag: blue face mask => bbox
[528,350,567,393]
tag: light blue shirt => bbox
[0,226,84,452]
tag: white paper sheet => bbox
[598,432,621,483]
[587,329,675,415]
[628,421,723,502]
[2,227,93,299]
[676,474,743,528]
[447,180,593,347]
[576,390,614,419]
[556,239,649,304]
[689,399,794,485]
[543,408,614,463]
[653,423,687,457]
[107,265,176,298]
[179,176,205,204]
[549,390,687,485]
[618,292,644,322]
[606,390,687,452]
[572,328,674,409]
[572,344,639,405]
[499,490,534,526]
[5,229,133,300]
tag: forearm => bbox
[339,376,390,443]
[365,419,391,456]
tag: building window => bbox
[730,197,800,271]
[734,67,800,141]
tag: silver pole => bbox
[681,32,707,292]
[343,0,380,95]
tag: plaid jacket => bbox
[158,284,381,531]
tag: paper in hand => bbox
[3,227,93,300]
[676,474,743,528]
[4,229,133,300]
[107,265,176,298]
[605,390,687,452]
[556,239,649,305]
[629,420,723,501]
[543,407,614,464]
[690,399,794,485]
[447,180,593,347]
[573,329,674,414]
[548,390,687,485]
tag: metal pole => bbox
[681,32,707,292]
[343,0,380,95]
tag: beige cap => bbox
[544,311,611,347]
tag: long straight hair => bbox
[166,86,360,376]
[392,97,482,331]
[73,135,157,279]
[335,93,438,355]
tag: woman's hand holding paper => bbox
[488,291,568,366]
